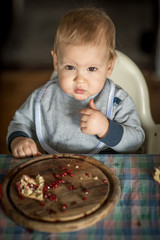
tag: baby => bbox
[7,8,145,158]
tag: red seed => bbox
[54,195,58,202]
[61,180,65,184]
[44,186,48,192]
[69,185,76,190]
[62,204,67,210]
[63,172,67,176]
[61,173,65,177]
[55,174,60,178]
[82,197,87,201]
[67,170,71,173]
[41,202,45,207]
[49,195,54,201]
[103,179,108,184]
[54,183,58,188]
[19,195,24,200]
[44,194,48,199]
[53,155,59,159]
[84,189,89,194]
[62,166,66,170]
[47,193,51,198]
[85,173,90,177]
[57,179,62,183]
[69,173,74,177]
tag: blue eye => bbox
[65,65,75,70]
[88,67,97,72]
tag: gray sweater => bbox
[7,76,145,154]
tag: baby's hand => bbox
[11,137,42,159]
[79,99,109,138]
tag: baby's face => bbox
[53,43,115,101]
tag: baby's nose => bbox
[74,73,86,83]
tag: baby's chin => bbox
[73,95,89,101]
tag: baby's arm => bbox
[10,137,42,158]
[7,89,42,158]
[79,99,109,138]
[79,95,145,153]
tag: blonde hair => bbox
[53,8,116,59]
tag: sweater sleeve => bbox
[6,90,38,150]
[99,93,145,152]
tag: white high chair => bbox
[110,51,160,154]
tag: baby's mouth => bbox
[74,88,86,94]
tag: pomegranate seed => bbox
[85,173,90,177]
[62,204,67,210]
[84,189,89,194]
[41,202,45,207]
[63,172,67,176]
[55,174,60,178]
[49,195,54,201]
[61,173,65,177]
[44,194,48,199]
[62,166,66,170]
[61,180,65,184]
[53,155,59,159]
[69,185,76,190]
[67,170,71,173]
[82,197,87,201]
[54,183,58,188]
[57,179,62,183]
[19,195,24,200]
[103,179,108,184]
[54,195,58,202]
[47,193,51,198]
[69,173,74,177]
[44,186,49,192]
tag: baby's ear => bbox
[51,50,58,72]
[106,55,117,77]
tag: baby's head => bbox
[52,8,117,101]
[53,8,116,60]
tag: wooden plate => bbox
[1,154,121,232]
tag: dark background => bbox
[0,0,159,70]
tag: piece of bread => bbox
[153,167,160,184]
[16,174,44,201]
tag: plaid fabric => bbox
[0,154,160,240]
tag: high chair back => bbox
[110,51,160,154]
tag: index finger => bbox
[79,108,92,115]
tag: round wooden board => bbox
[2,154,121,232]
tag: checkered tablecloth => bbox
[0,154,160,240]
